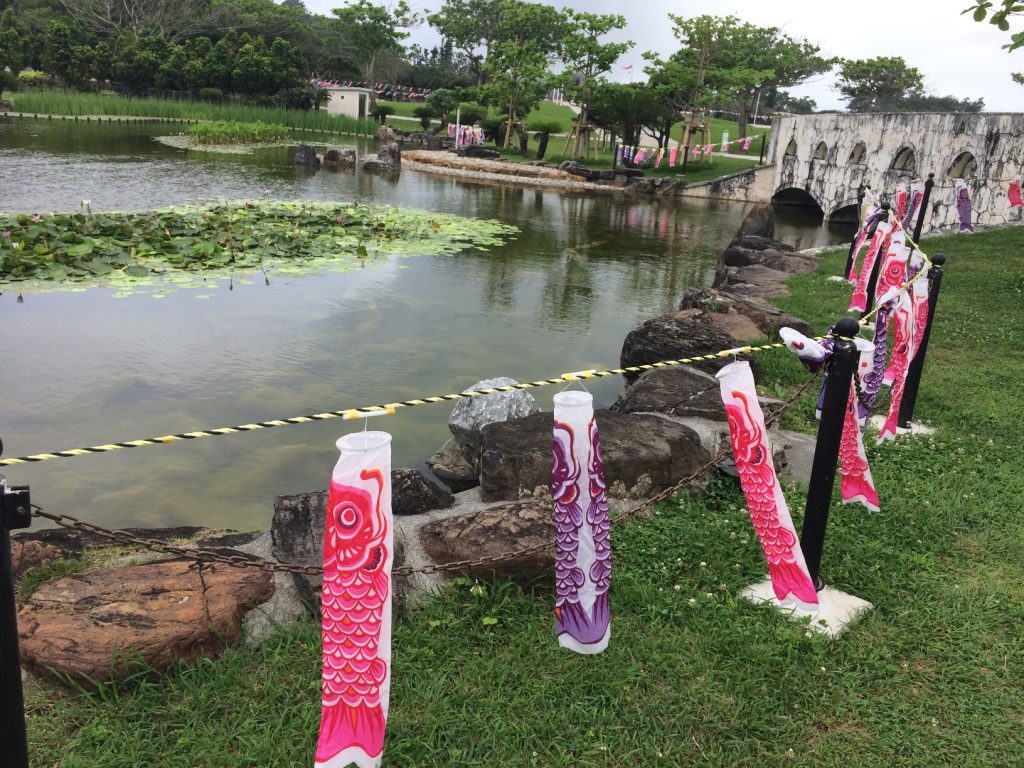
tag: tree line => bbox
[0,0,990,144]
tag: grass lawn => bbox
[23,227,1024,767]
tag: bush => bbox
[0,70,19,94]
[17,69,54,89]
[479,116,506,145]
[370,103,394,124]
[198,87,224,101]
[456,102,486,126]
[412,104,435,130]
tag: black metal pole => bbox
[681,143,689,173]
[842,185,870,279]
[0,472,31,768]
[863,202,893,316]
[912,173,936,244]
[898,253,946,428]
[800,316,861,589]
[758,132,766,165]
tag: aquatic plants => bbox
[188,121,291,145]
[0,201,518,296]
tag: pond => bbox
[0,118,851,531]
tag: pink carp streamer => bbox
[910,260,930,353]
[317,432,394,768]
[893,184,909,225]
[901,181,926,232]
[717,362,818,608]
[850,217,894,313]
[861,230,911,409]
[955,180,974,233]
[877,291,915,443]
[552,391,612,654]
[840,375,879,512]
[1008,179,1023,209]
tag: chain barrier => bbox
[27,372,821,578]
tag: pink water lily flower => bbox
[1,230,10,239]
[30,214,42,223]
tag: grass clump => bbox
[7,91,376,136]
[187,120,290,145]
[24,227,1024,767]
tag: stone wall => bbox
[766,112,1024,231]
[688,113,1024,233]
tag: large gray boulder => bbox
[478,410,712,502]
[426,438,479,493]
[294,144,321,167]
[678,287,814,338]
[612,366,724,421]
[735,203,776,239]
[418,500,553,580]
[269,473,439,609]
[619,309,759,383]
[448,377,541,451]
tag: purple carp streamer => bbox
[901,181,926,232]
[955,180,974,233]
[552,391,611,654]
[863,229,911,408]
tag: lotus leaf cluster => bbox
[0,201,518,297]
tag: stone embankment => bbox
[14,204,825,685]
[402,150,623,193]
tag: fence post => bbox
[842,185,870,279]
[912,173,936,243]
[863,202,893,316]
[898,253,946,427]
[758,132,766,165]
[0,468,31,768]
[799,316,860,589]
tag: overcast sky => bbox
[304,0,1023,112]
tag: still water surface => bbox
[0,119,848,530]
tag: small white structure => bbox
[324,86,372,120]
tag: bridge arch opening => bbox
[848,142,866,165]
[891,146,917,174]
[947,151,977,178]
[784,138,798,157]
[772,187,824,219]
[813,142,828,160]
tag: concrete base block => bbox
[741,579,873,638]
[868,415,935,435]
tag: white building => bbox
[324,86,372,120]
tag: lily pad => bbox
[0,201,519,296]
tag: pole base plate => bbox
[741,579,873,638]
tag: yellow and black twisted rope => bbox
[0,342,786,466]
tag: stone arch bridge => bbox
[682,112,1024,232]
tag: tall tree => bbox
[477,0,564,149]
[331,0,417,103]
[55,0,217,42]
[963,1,1024,50]
[661,15,831,138]
[427,0,503,86]
[558,9,630,159]
[835,56,925,112]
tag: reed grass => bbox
[5,91,377,136]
